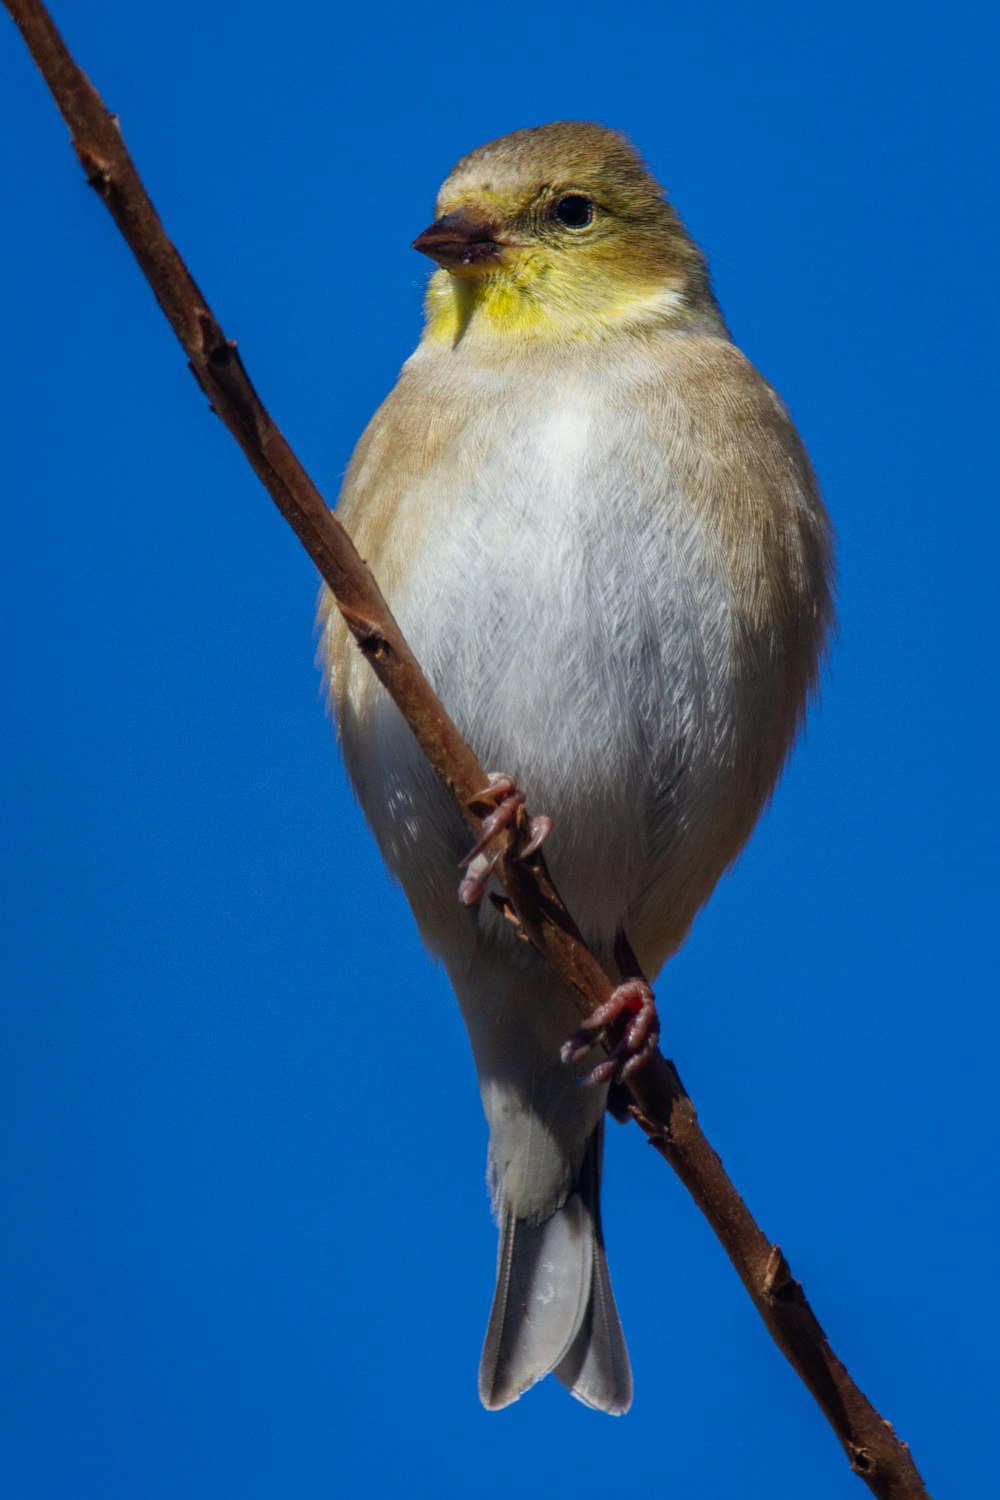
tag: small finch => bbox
[321,122,834,1414]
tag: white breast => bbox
[346,363,744,961]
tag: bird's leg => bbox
[458,773,553,906]
[562,932,660,1088]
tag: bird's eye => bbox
[553,195,595,230]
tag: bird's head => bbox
[413,122,719,346]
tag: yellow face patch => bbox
[424,262,554,343]
[423,260,692,347]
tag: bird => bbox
[320,122,834,1415]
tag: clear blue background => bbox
[2,2,996,1496]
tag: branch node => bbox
[488,892,526,936]
[355,628,390,660]
[847,1444,876,1477]
[336,600,393,660]
[75,142,111,194]
[628,1101,668,1145]
[194,307,232,366]
[763,1243,799,1301]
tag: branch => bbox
[4,4,930,1495]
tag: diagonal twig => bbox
[3,3,931,1494]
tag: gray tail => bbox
[478,1125,632,1415]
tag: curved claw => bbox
[457,773,554,905]
[560,979,660,1089]
[520,815,553,859]
[460,791,525,867]
[467,773,518,813]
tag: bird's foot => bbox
[458,773,553,906]
[560,979,660,1088]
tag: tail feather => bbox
[479,1187,592,1410]
[478,1126,632,1414]
[553,1228,632,1414]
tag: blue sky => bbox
[2,2,996,1496]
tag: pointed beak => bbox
[412,210,513,276]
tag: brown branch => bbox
[4,4,930,1495]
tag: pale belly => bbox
[339,388,766,972]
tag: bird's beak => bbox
[412,211,514,277]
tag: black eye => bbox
[553,194,594,229]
